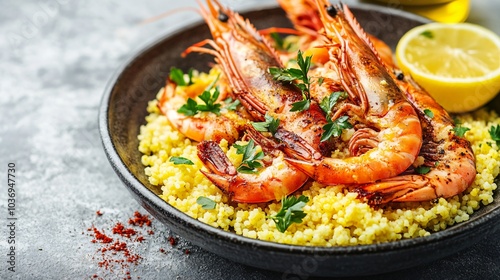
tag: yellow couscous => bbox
[138,84,499,246]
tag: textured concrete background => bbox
[0,0,498,279]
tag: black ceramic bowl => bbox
[99,3,500,277]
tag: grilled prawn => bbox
[285,2,423,185]
[197,127,309,203]
[353,37,476,204]
[157,68,249,144]
[185,0,333,201]
[184,0,330,155]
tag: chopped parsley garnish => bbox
[196,196,216,210]
[290,99,311,112]
[269,50,312,112]
[197,88,221,113]
[223,97,240,111]
[169,156,194,165]
[319,91,351,142]
[252,113,280,135]
[270,32,291,51]
[321,115,352,142]
[415,166,431,174]
[177,86,222,116]
[424,109,434,118]
[169,67,194,86]
[319,91,347,115]
[452,125,470,137]
[420,30,434,39]
[269,195,309,233]
[177,98,198,116]
[488,124,500,145]
[233,139,264,174]
[317,77,324,87]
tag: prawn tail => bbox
[197,140,237,194]
[275,129,322,161]
[245,125,285,154]
[354,176,432,205]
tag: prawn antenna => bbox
[139,6,200,26]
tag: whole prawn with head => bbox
[350,33,476,204]
[157,69,249,144]
[285,1,423,185]
[278,0,476,203]
[184,0,329,153]
[356,78,476,204]
[183,0,332,202]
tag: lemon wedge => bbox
[396,23,500,113]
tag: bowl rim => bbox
[99,1,500,257]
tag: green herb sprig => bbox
[269,50,312,112]
[233,139,264,174]
[319,91,347,115]
[415,165,431,174]
[196,196,216,210]
[269,195,309,233]
[169,67,194,86]
[424,109,434,118]
[223,97,240,111]
[319,91,351,142]
[270,32,291,51]
[252,113,280,135]
[420,30,434,39]
[169,156,194,165]
[177,86,221,116]
[321,116,352,142]
[489,124,500,145]
[452,126,470,137]
[451,117,470,137]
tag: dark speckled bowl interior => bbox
[99,3,500,277]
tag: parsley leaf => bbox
[169,156,194,165]
[319,91,350,142]
[415,166,431,174]
[420,30,434,39]
[196,196,216,210]
[169,67,194,86]
[321,115,352,142]
[177,98,198,116]
[177,87,222,116]
[452,125,470,137]
[317,77,324,86]
[269,67,303,82]
[233,139,264,174]
[269,50,312,112]
[489,124,500,145]
[223,97,240,111]
[424,109,434,118]
[197,87,221,114]
[290,99,310,112]
[252,113,280,135]
[270,32,291,51]
[269,195,309,233]
[320,91,347,115]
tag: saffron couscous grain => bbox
[138,94,499,246]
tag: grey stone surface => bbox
[0,0,498,279]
